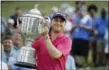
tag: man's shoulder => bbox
[84,15,92,20]
[62,34,72,41]
[11,46,19,52]
[10,47,16,54]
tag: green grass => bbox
[1,1,108,19]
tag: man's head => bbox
[75,1,86,11]
[87,4,98,17]
[12,32,22,47]
[15,7,23,15]
[76,8,86,17]
[3,36,13,52]
[100,8,107,19]
[51,13,66,33]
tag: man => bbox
[0,43,9,70]
[71,8,93,68]
[8,7,23,34]
[2,36,13,63]
[87,4,98,66]
[32,13,72,70]
[8,32,29,70]
[0,42,12,70]
[96,8,108,66]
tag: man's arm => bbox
[44,35,71,59]
[70,23,80,34]
[45,35,62,59]
[41,27,71,59]
[80,24,93,31]
[71,23,80,30]
[80,24,98,35]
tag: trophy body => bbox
[14,6,48,69]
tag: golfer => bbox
[32,13,72,70]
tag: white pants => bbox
[66,55,76,70]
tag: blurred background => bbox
[1,1,109,70]
[1,1,108,18]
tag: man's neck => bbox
[90,14,96,18]
[14,44,20,50]
[4,49,10,55]
[51,31,62,41]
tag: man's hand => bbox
[41,26,49,36]
[38,19,50,37]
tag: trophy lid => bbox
[29,4,41,15]
[20,4,43,18]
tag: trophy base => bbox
[14,62,36,69]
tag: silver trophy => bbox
[15,4,50,69]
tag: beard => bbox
[53,30,60,33]
[52,27,64,34]
[51,24,64,33]
[4,46,11,52]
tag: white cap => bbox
[8,18,14,24]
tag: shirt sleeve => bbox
[32,39,41,49]
[8,56,18,70]
[57,37,72,57]
[81,15,93,28]
[86,19,93,28]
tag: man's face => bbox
[77,11,84,17]
[90,10,96,16]
[12,33,22,46]
[3,39,13,51]
[51,17,66,33]
[101,9,107,17]
[16,9,23,15]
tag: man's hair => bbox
[87,4,98,12]
[101,8,107,19]
[3,35,12,41]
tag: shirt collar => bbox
[13,45,20,51]
[49,33,64,42]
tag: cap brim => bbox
[52,14,66,22]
